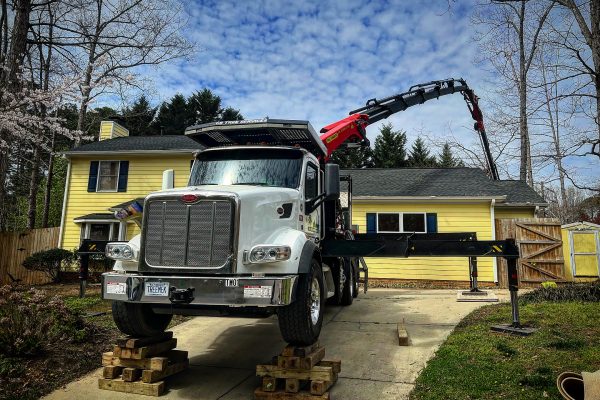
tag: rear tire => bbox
[352,258,360,298]
[112,301,172,337]
[340,258,354,306]
[278,259,325,345]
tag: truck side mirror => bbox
[324,163,340,200]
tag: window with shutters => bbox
[97,161,120,192]
[375,212,430,233]
[88,160,129,192]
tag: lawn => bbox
[0,283,190,400]
[410,297,600,400]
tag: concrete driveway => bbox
[44,288,506,400]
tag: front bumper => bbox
[101,272,298,307]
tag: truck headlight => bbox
[248,245,291,263]
[106,243,135,261]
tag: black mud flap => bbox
[359,257,368,293]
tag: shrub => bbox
[22,248,75,283]
[0,285,88,356]
[520,281,600,303]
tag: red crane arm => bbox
[319,78,499,180]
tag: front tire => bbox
[112,301,172,337]
[278,259,325,345]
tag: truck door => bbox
[303,162,320,239]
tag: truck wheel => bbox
[278,259,325,345]
[112,301,172,337]
[352,259,360,298]
[340,259,354,306]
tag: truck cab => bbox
[102,119,359,345]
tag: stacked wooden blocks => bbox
[255,342,341,399]
[99,332,189,396]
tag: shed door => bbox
[570,231,600,277]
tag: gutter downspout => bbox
[58,157,72,248]
[491,199,498,283]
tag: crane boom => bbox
[319,78,500,180]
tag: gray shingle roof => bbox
[65,135,204,154]
[340,167,546,205]
[73,213,117,221]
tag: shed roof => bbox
[64,135,204,155]
[340,167,546,205]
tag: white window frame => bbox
[81,222,118,242]
[376,212,427,234]
[96,160,121,193]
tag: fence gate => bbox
[496,218,565,288]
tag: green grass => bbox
[410,301,600,400]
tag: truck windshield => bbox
[189,148,303,189]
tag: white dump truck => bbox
[102,119,362,345]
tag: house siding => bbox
[60,154,193,250]
[352,202,495,281]
[495,207,535,219]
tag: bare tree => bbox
[473,0,554,186]
[43,0,193,138]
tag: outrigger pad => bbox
[490,324,537,336]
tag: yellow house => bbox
[59,121,547,283]
[341,168,547,283]
[58,120,203,250]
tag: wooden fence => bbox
[495,218,565,288]
[0,227,61,285]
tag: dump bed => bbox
[185,118,327,158]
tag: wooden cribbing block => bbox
[397,323,409,346]
[114,338,177,360]
[122,367,141,382]
[116,332,173,349]
[254,388,329,399]
[285,378,300,393]
[318,360,341,374]
[256,365,333,382]
[262,376,277,392]
[278,346,325,370]
[102,350,187,371]
[310,372,338,396]
[103,365,123,379]
[277,356,300,369]
[98,378,165,396]
[141,359,189,383]
[281,342,319,357]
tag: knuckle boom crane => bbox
[319,78,500,180]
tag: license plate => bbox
[145,282,169,297]
[243,285,273,298]
[106,281,126,295]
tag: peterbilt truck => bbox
[102,119,360,345]
[101,79,513,345]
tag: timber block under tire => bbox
[278,259,325,345]
[112,301,172,337]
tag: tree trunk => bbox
[0,149,7,231]
[27,145,41,229]
[518,0,531,184]
[2,0,30,87]
[42,132,55,228]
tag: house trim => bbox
[58,159,72,248]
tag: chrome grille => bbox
[144,199,234,269]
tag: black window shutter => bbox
[117,161,129,192]
[426,213,438,233]
[366,213,376,234]
[87,161,99,192]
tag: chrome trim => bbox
[138,190,241,274]
[101,272,298,306]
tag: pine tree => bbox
[437,143,464,167]
[188,89,222,124]
[122,95,158,136]
[372,123,408,168]
[408,138,437,167]
[221,106,244,122]
[152,94,192,135]
[330,146,374,168]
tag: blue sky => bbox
[140,0,598,186]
